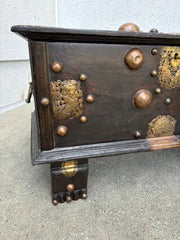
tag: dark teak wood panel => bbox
[30,41,54,150]
[48,43,180,147]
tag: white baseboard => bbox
[0,100,25,114]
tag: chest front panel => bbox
[32,42,180,149]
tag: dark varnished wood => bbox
[51,159,88,203]
[11,25,180,46]
[29,41,54,150]
[47,42,180,147]
[31,111,180,165]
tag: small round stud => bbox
[66,196,72,203]
[52,62,63,73]
[66,184,75,192]
[150,28,158,33]
[86,94,94,103]
[150,70,157,77]
[79,73,87,81]
[56,126,68,136]
[41,97,49,106]
[154,88,161,94]
[134,130,141,138]
[82,193,87,199]
[118,23,140,32]
[133,89,152,109]
[52,199,58,205]
[125,48,144,70]
[165,98,171,105]
[151,48,158,55]
[80,115,87,123]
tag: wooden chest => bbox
[12,24,180,204]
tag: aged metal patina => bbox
[147,115,176,138]
[66,184,75,192]
[125,48,144,70]
[86,94,94,103]
[50,79,83,120]
[158,47,180,89]
[154,88,161,94]
[118,23,140,32]
[62,160,78,178]
[79,73,87,81]
[41,97,49,106]
[52,61,63,73]
[56,125,68,136]
[133,89,152,109]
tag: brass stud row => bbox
[52,192,87,205]
[79,73,88,123]
[52,60,88,83]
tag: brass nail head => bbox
[118,23,140,32]
[52,62,63,73]
[41,97,49,106]
[133,89,152,109]
[134,130,141,138]
[66,184,75,192]
[86,94,94,103]
[66,196,72,203]
[125,48,144,70]
[151,48,158,55]
[151,70,157,77]
[165,98,171,105]
[150,28,158,33]
[52,199,58,205]
[154,88,161,94]
[56,125,68,136]
[79,73,87,81]
[82,193,87,199]
[80,115,87,123]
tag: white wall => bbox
[0,0,57,111]
[1,0,180,112]
[58,0,180,33]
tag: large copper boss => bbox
[133,89,152,109]
[125,48,144,70]
[118,23,140,32]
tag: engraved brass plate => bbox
[147,115,176,138]
[62,160,78,178]
[158,47,180,89]
[50,80,83,120]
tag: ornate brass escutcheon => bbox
[147,115,176,138]
[50,80,83,120]
[158,47,180,89]
[62,160,78,178]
